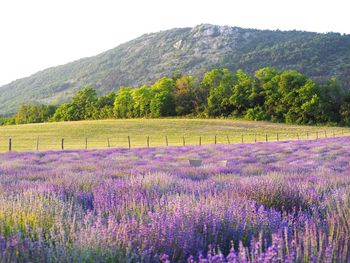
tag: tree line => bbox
[3,67,350,126]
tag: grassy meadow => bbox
[0,118,348,151]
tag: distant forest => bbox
[1,67,350,126]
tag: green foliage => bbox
[0,117,15,125]
[52,103,77,121]
[15,104,56,124]
[94,91,116,119]
[132,86,152,117]
[113,87,134,118]
[230,69,253,115]
[6,66,350,127]
[150,78,176,117]
[174,75,197,116]
[70,87,98,120]
[204,69,236,117]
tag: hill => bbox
[1,24,350,115]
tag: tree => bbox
[94,91,116,119]
[174,75,197,116]
[339,92,350,125]
[132,85,152,117]
[52,103,78,121]
[114,87,134,118]
[230,69,253,115]
[204,69,236,117]
[316,77,343,123]
[15,104,57,124]
[255,68,281,121]
[70,87,98,120]
[150,78,175,117]
[273,71,321,124]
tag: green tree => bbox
[52,103,79,121]
[94,91,116,119]
[15,104,56,124]
[174,75,197,116]
[132,85,152,117]
[316,78,343,123]
[150,78,175,117]
[230,69,253,115]
[203,69,236,117]
[70,87,98,120]
[114,87,134,118]
[339,92,350,125]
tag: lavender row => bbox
[0,137,349,262]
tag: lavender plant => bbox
[0,137,349,262]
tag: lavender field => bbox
[0,137,350,262]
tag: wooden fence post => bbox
[226,135,230,144]
[277,133,279,142]
[214,135,217,144]
[107,138,110,148]
[61,138,64,150]
[36,137,39,151]
[183,136,185,146]
[199,136,201,146]
[265,134,268,142]
[254,134,257,143]
[128,136,131,149]
[85,137,88,150]
[8,138,12,152]
[165,136,168,146]
[147,136,150,147]
[241,134,244,143]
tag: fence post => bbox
[8,138,12,152]
[214,135,217,144]
[199,136,201,146]
[85,137,88,150]
[316,132,318,139]
[107,138,110,148]
[277,133,279,142]
[147,136,150,147]
[333,131,335,137]
[254,134,257,143]
[241,134,244,143]
[226,135,230,144]
[265,134,268,142]
[36,137,39,151]
[165,136,168,146]
[183,136,185,146]
[128,136,131,149]
[61,138,64,150]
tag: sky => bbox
[0,0,349,86]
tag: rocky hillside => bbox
[1,24,350,115]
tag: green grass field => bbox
[0,118,348,151]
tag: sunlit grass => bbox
[0,118,348,151]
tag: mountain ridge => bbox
[1,24,350,116]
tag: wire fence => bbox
[0,129,347,152]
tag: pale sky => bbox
[0,0,349,86]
